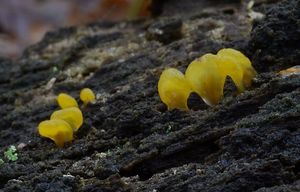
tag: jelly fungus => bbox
[185,54,226,106]
[38,119,73,147]
[80,88,96,106]
[57,93,78,109]
[50,107,83,131]
[217,48,257,89]
[158,68,193,110]
[158,48,257,109]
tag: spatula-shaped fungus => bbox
[217,48,257,90]
[38,119,73,147]
[158,48,257,109]
[80,88,96,106]
[185,54,226,106]
[50,107,83,131]
[57,93,78,109]
[158,68,193,110]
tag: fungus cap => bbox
[57,93,78,109]
[217,48,257,89]
[185,54,226,106]
[158,48,257,109]
[185,49,257,106]
[50,107,83,131]
[80,88,96,105]
[158,68,192,110]
[38,119,73,147]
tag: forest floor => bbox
[0,0,300,191]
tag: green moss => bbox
[4,145,18,162]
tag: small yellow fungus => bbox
[158,48,257,109]
[158,68,193,110]
[185,49,257,106]
[185,54,226,106]
[57,93,78,109]
[38,119,73,147]
[217,48,257,89]
[50,107,83,131]
[80,88,96,105]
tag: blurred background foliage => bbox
[0,0,155,58]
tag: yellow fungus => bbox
[57,93,78,109]
[50,107,83,131]
[217,50,245,92]
[80,88,96,105]
[158,48,257,109]
[158,68,192,110]
[185,49,257,106]
[185,54,226,106]
[38,119,73,147]
[217,48,257,89]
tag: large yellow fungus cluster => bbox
[158,48,257,110]
[38,88,96,147]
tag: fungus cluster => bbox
[38,88,96,147]
[158,48,257,110]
